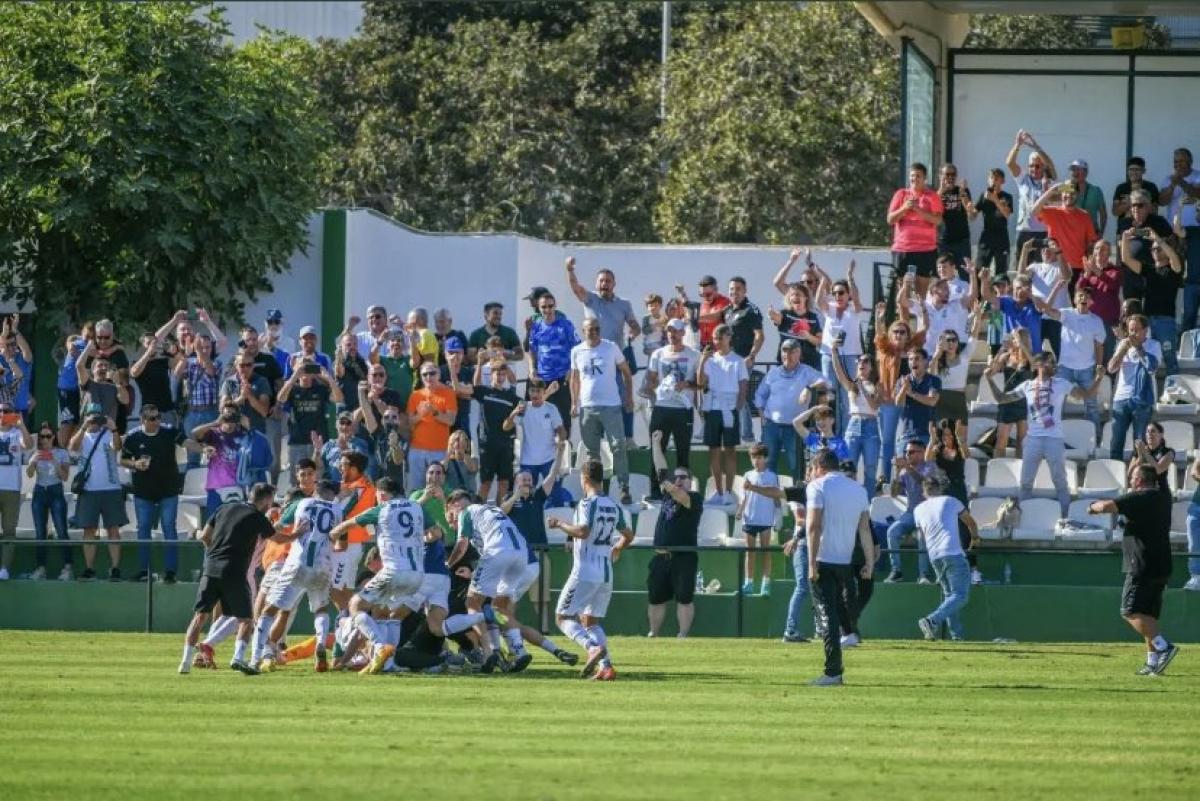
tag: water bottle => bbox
[1003,563,1012,585]
[695,569,706,594]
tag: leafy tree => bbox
[654,2,899,244]
[966,14,1170,49]
[0,1,327,335]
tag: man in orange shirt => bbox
[330,451,377,615]
[1032,181,1098,272]
[406,363,458,490]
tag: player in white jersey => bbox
[547,460,633,681]
[331,476,430,674]
[252,481,343,671]
[446,489,532,673]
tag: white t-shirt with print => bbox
[570,339,625,409]
[1015,377,1072,439]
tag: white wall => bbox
[210,1,364,44]
[241,212,324,334]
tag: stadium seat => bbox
[966,416,996,459]
[1079,459,1127,499]
[180,467,208,504]
[560,470,583,504]
[964,458,980,497]
[1095,422,1133,461]
[1178,329,1200,371]
[969,375,999,414]
[16,502,36,538]
[1178,465,1197,501]
[1061,499,1112,542]
[608,474,651,505]
[1061,419,1096,458]
[177,502,202,535]
[968,497,1005,540]
[1165,464,1179,495]
[120,499,138,534]
[542,508,572,544]
[1031,459,1078,497]
[1160,420,1195,461]
[633,505,659,543]
[1156,374,1200,417]
[1169,501,1189,544]
[697,508,728,545]
[1013,498,1061,541]
[869,495,906,526]
[1064,376,1112,413]
[978,457,1021,497]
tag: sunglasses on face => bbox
[420,371,438,377]
[38,433,53,439]
[673,474,690,481]
[833,290,847,297]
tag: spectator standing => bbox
[75,353,129,436]
[1158,147,1200,327]
[1120,225,1183,376]
[130,329,179,428]
[439,345,475,438]
[887,162,944,298]
[121,403,196,583]
[647,466,702,639]
[1066,159,1107,236]
[570,317,634,506]
[804,448,872,686]
[816,263,864,434]
[755,340,826,480]
[432,308,467,368]
[981,273,1053,353]
[370,330,417,413]
[1031,182,1098,272]
[1076,241,1124,361]
[333,334,369,413]
[736,444,781,597]
[696,275,732,349]
[781,484,811,643]
[342,305,391,359]
[467,302,524,364]
[793,404,849,467]
[26,424,71,581]
[405,308,441,368]
[769,251,823,368]
[283,325,332,380]
[894,346,941,449]
[1005,129,1058,253]
[989,351,1099,517]
[985,329,1034,459]
[406,362,457,490]
[316,412,371,484]
[829,341,881,497]
[506,378,568,490]
[1120,190,1176,303]
[264,308,295,356]
[1019,238,1071,357]
[69,406,127,581]
[0,404,32,580]
[1088,465,1179,676]
[356,384,405,489]
[883,439,937,583]
[173,332,220,469]
[1113,157,1159,235]
[697,324,748,507]
[527,292,578,430]
[461,352,518,502]
[1043,287,1106,443]
[936,163,975,265]
[914,475,978,642]
[220,353,272,434]
[56,333,86,445]
[873,305,926,482]
[973,168,1013,274]
[1107,315,1162,461]
[237,325,284,482]
[0,317,33,424]
[724,276,765,442]
[0,350,27,417]
[1127,422,1175,495]
[277,359,342,480]
[641,294,669,361]
[192,400,252,515]
[929,331,969,434]
[644,319,700,500]
[917,264,974,345]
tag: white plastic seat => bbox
[968,337,990,363]
[1064,376,1112,413]
[1060,499,1113,542]
[697,508,728,546]
[120,499,139,534]
[633,506,659,543]
[1160,420,1195,461]
[969,376,999,414]
[542,508,573,544]
[1156,374,1200,417]
[1013,498,1062,541]
[968,497,1005,540]
[1170,501,1189,544]
[964,458,980,497]
[966,416,996,446]
[180,467,209,504]
[560,470,583,504]
[16,501,36,538]
[1080,459,1127,499]
[1061,419,1096,458]
[1031,459,1078,497]
[978,458,1021,497]
[608,474,651,505]
[1178,329,1200,370]
[1095,422,1134,461]
[869,495,906,526]
[1165,464,1179,495]
[176,502,203,536]
[1178,464,1198,501]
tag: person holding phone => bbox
[277,358,343,482]
[1120,224,1183,376]
[26,424,72,581]
[1005,129,1058,255]
[974,168,1013,275]
[936,163,974,266]
[886,163,944,298]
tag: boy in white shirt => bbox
[736,443,781,597]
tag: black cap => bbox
[316,478,339,495]
[699,275,717,287]
[524,286,549,301]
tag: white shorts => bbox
[267,565,331,615]
[397,572,452,614]
[329,543,365,591]
[555,574,613,619]
[470,549,528,600]
[257,561,285,597]
[510,560,541,601]
[356,567,423,611]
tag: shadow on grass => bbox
[842,681,1168,693]
[897,645,1118,658]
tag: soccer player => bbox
[252,480,343,672]
[547,460,634,680]
[735,443,781,596]
[1088,465,1180,675]
[330,477,429,674]
[445,490,530,673]
[179,483,277,675]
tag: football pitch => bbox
[2,632,1195,800]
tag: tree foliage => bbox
[0,1,327,335]
[966,14,1171,49]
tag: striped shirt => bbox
[184,356,222,409]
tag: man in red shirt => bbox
[1032,182,1098,271]
[696,275,731,348]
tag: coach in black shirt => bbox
[179,482,277,675]
[1089,465,1179,676]
[647,467,702,638]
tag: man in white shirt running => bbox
[913,473,979,641]
[804,448,872,686]
[548,460,634,681]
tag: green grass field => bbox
[2,632,1195,800]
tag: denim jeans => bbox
[738,404,755,442]
[784,539,810,637]
[886,510,930,576]
[182,407,217,469]
[1149,315,1179,376]
[31,483,70,568]
[761,419,798,480]
[581,405,629,486]
[1183,284,1200,334]
[1187,502,1200,577]
[1109,399,1153,461]
[615,367,634,439]
[927,554,971,640]
[879,402,901,482]
[1019,435,1070,517]
[1182,226,1200,330]
[1057,365,1101,441]
[845,415,881,499]
[820,353,858,436]
[135,495,179,573]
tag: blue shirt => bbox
[423,536,449,576]
[754,363,826,424]
[58,345,83,391]
[898,373,942,440]
[0,353,32,410]
[803,432,849,462]
[998,296,1045,353]
[270,346,290,374]
[528,315,579,381]
[319,436,370,483]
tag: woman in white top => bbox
[831,340,882,498]
[931,330,970,440]
[815,261,863,436]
